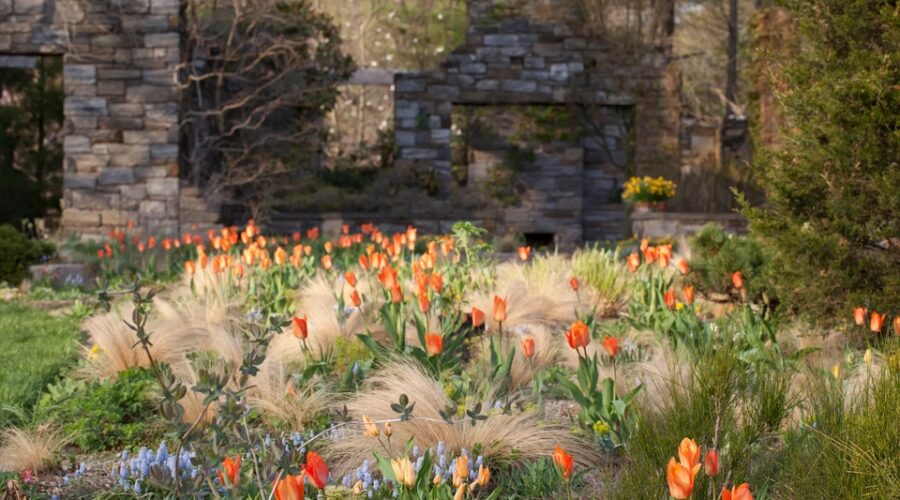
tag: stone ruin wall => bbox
[0,0,217,237]
[393,0,681,245]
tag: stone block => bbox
[145,178,179,197]
[395,130,416,147]
[107,144,149,167]
[13,0,42,14]
[142,69,175,85]
[123,130,168,144]
[150,144,177,161]
[109,103,145,117]
[61,208,101,226]
[0,0,10,14]
[428,85,459,100]
[63,174,97,189]
[474,79,499,91]
[150,0,178,13]
[144,103,177,128]
[70,153,108,171]
[98,167,136,185]
[134,166,168,178]
[97,68,141,79]
[144,33,179,48]
[484,34,518,46]
[64,135,91,154]
[125,84,173,103]
[70,190,120,210]
[64,64,96,85]
[550,63,569,82]
[30,263,94,289]
[395,78,426,93]
[139,200,166,217]
[97,80,125,95]
[120,184,147,200]
[460,62,486,74]
[400,148,439,160]
[99,117,144,130]
[65,97,107,116]
[501,80,537,92]
[113,0,149,13]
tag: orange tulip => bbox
[321,255,333,271]
[274,247,287,266]
[418,292,431,313]
[471,307,485,328]
[274,473,305,500]
[344,271,357,288]
[640,238,650,252]
[390,285,403,304]
[894,316,900,336]
[664,290,676,310]
[627,252,640,272]
[684,286,695,305]
[658,252,671,269]
[731,271,744,290]
[721,483,753,500]
[217,456,241,488]
[517,245,532,261]
[704,449,719,476]
[199,254,209,270]
[429,273,443,293]
[569,276,580,291]
[184,261,196,275]
[552,446,573,480]
[96,249,105,259]
[522,336,535,358]
[678,438,701,469]
[853,306,867,326]
[350,290,362,308]
[678,259,690,275]
[667,458,697,499]
[870,311,884,333]
[425,332,443,355]
[565,321,591,350]
[358,254,370,270]
[292,315,308,340]
[452,455,468,487]
[303,451,329,490]
[493,295,507,323]
[602,336,619,358]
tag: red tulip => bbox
[493,295,507,323]
[274,473,305,500]
[870,311,884,333]
[303,451,329,490]
[565,321,591,350]
[292,315,308,340]
[345,271,357,288]
[731,271,744,290]
[471,307,485,328]
[853,307,867,326]
[894,316,900,336]
[704,449,719,476]
[217,456,241,488]
[569,276,580,291]
[418,292,430,313]
[522,336,535,358]
[552,446,573,480]
[721,483,753,500]
[350,290,362,308]
[678,259,690,275]
[664,290,676,310]
[425,332,443,356]
[602,336,619,358]
[390,285,403,304]
[684,286,695,305]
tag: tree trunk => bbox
[725,0,739,109]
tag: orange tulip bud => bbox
[552,446,573,480]
[292,315,308,340]
[418,292,430,313]
[471,307,485,328]
[678,259,690,275]
[853,307,868,326]
[321,255,333,271]
[664,290,676,310]
[678,438,702,469]
[627,252,640,272]
[704,449,719,476]
[517,245,532,261]
[185,261,196,275]
[303,451,329,490]
[684,286,695,305]
[217,456,241,488]
[569,276,580,291]
[345,271,357,288]
[425,332,443,356]
[870,311,884,333]
[667,457,698,499]
[492,295,507,323]
[894,316,900,336]
[273,473,304,500]
[521,336,535,358]
[731,271,744,290]
[602,336,619,357]
[351,290,362,308]
[390,285,403,304]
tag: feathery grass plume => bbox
[325,362,599,476]
[507,324,565,389]
[571,246,633,315]
[247,359,329,430]
[0,427,66,473]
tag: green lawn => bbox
[0,301,80,423]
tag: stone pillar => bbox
[60,0,183,236]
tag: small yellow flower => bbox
[675,302,685,311]
[863,348,873,365]
[832,364,841,379]
[592,420,611,436]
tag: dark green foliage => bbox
[742,0,900,318]
[0,56,63,226]
[0,224,55,285]
[688,223,770,300]
[496,457,583,499]
[35,368,163,452]
[0,301,78,425]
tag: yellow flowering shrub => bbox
[622,176,676,203]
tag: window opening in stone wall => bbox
[523,232,555,248]
[0,55,63,233]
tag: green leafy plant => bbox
[688,223,771,303]
[0,224,54,286]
